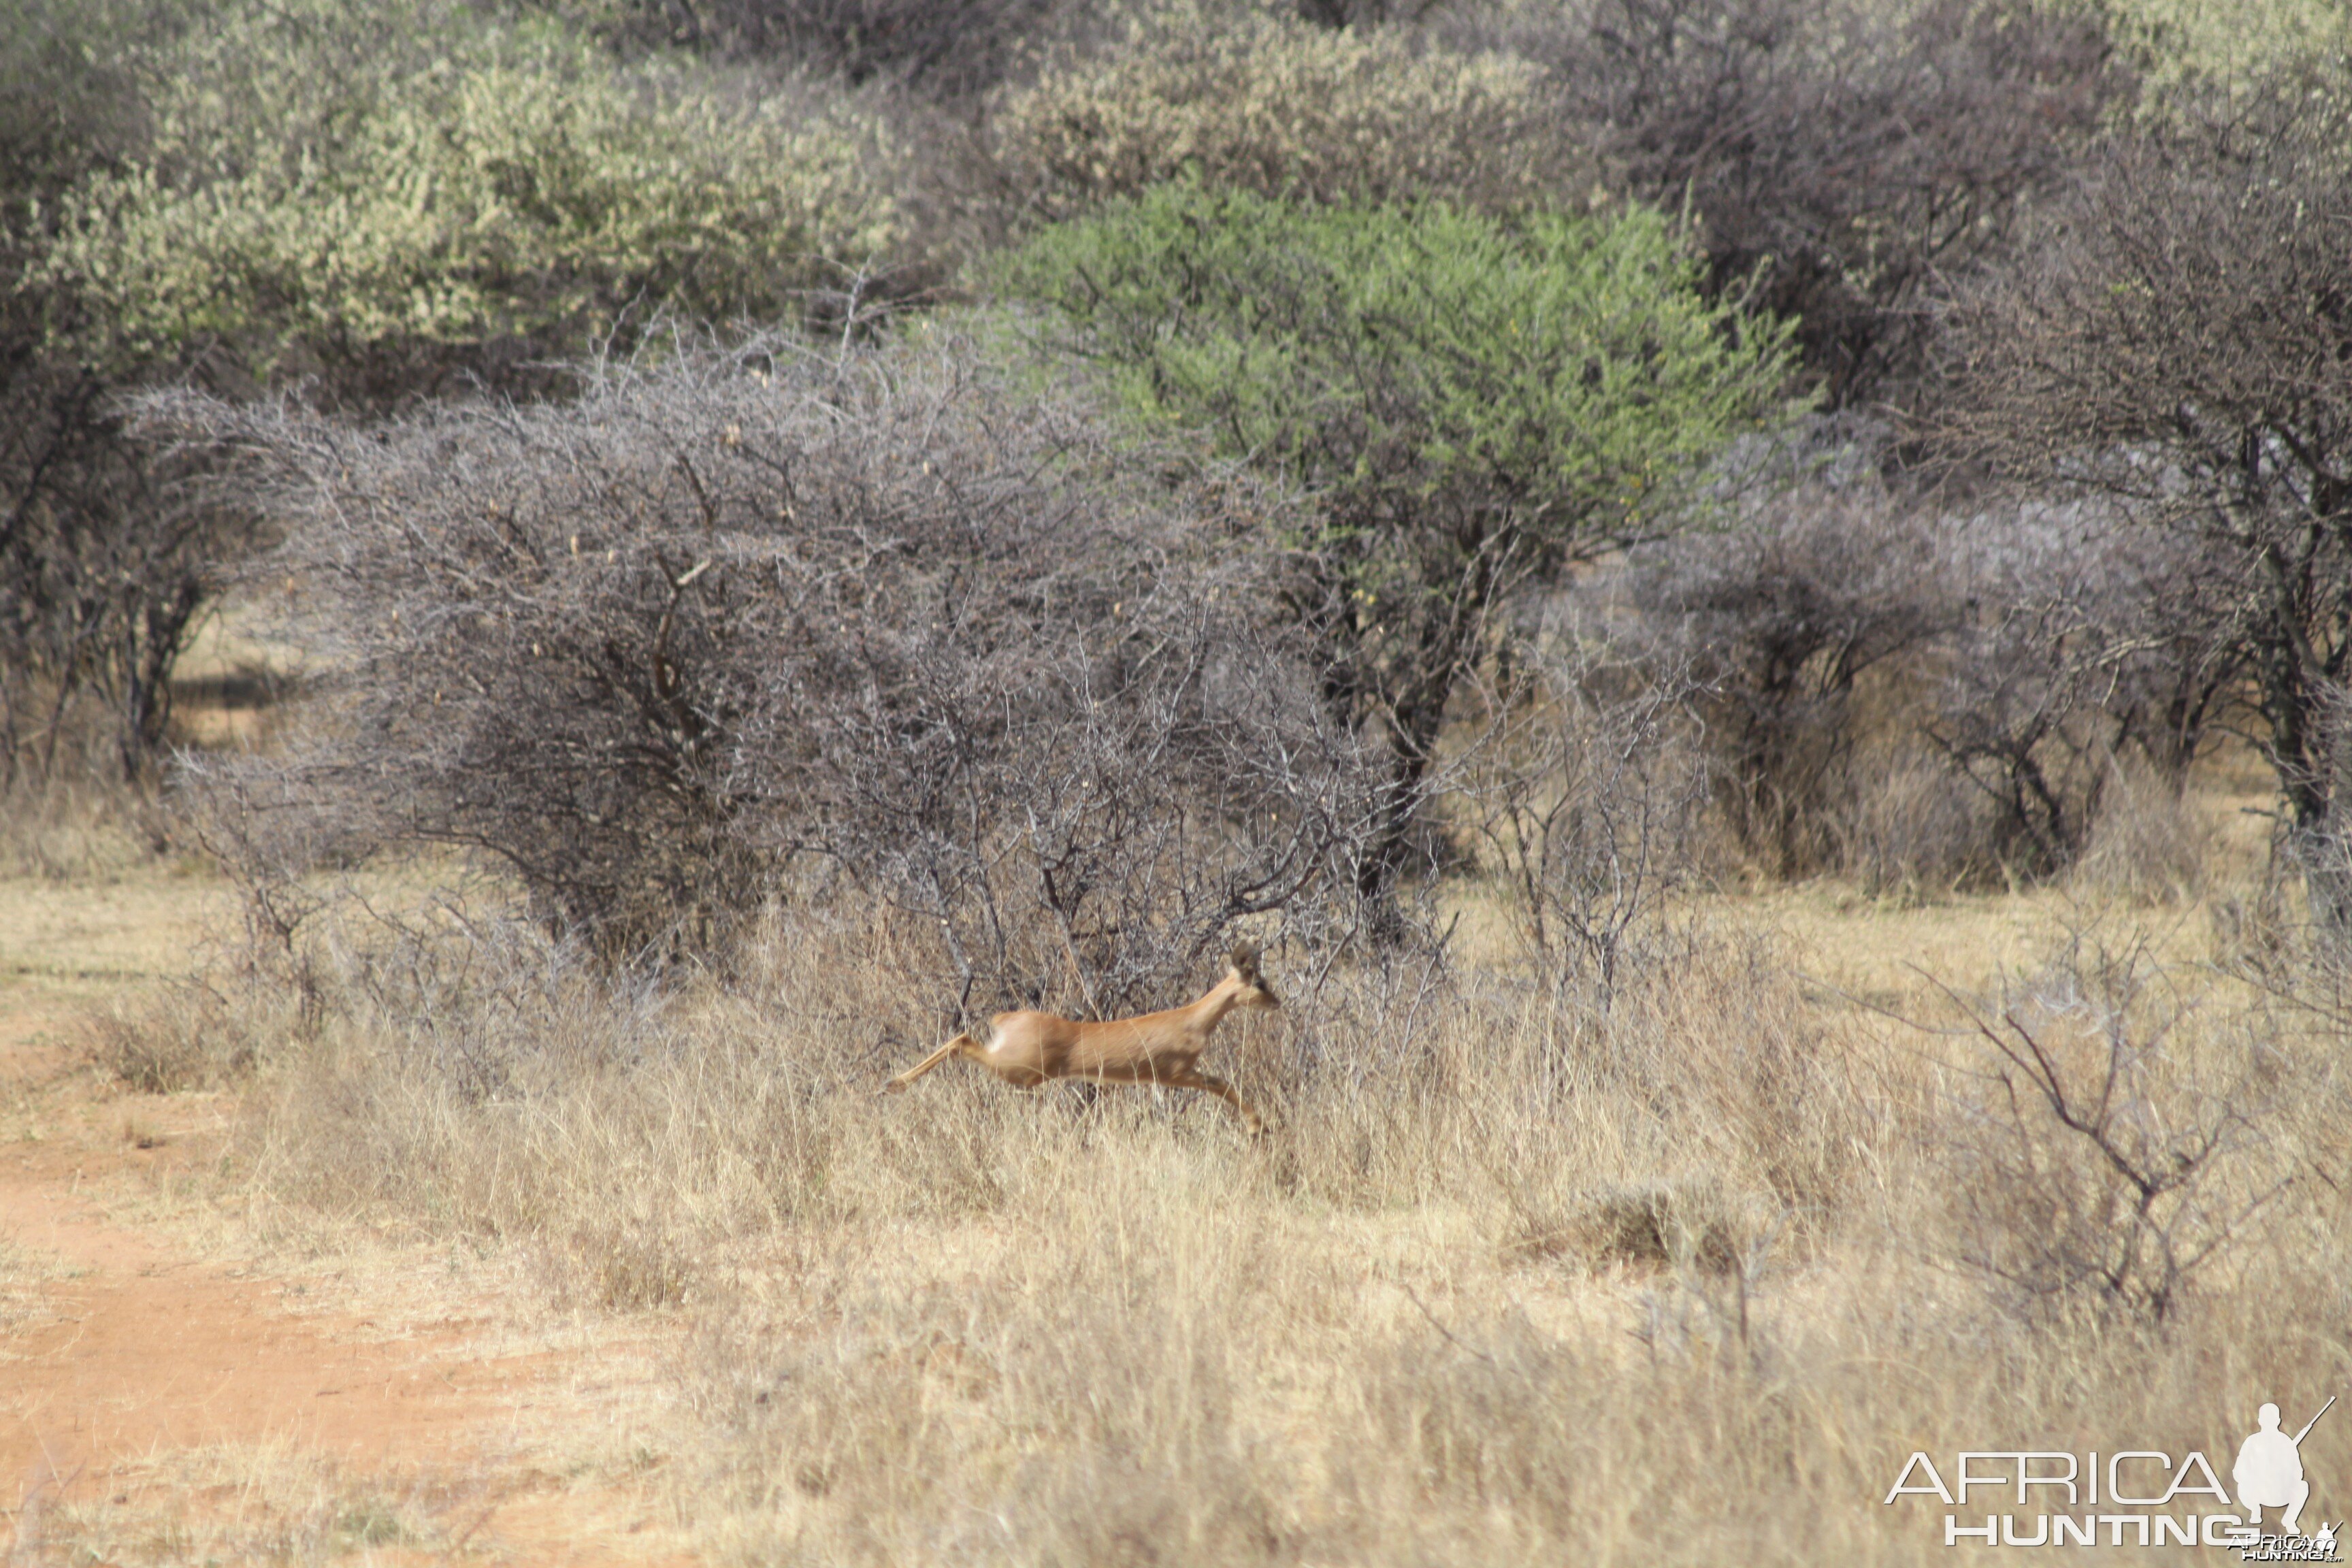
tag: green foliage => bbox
[994,11,1590,216]
[998,182,1803,884]
[29,0,899,381]
[1000,182,1801,564]
[2097,0,2352,93]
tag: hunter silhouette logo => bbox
[1882,1394,2343,1556]
[2237,1398,2332,1538]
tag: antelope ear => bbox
[1229,940,1260,978]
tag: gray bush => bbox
[1947,85,2352,927]
[1614,476,2240,889]
[1615,480,1954,880]
[148,332,1392,1011]
[1927,502,2240,877]
[1457,617,1712,998]
[1448,0,2121,411]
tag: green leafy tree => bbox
[31,3,898,394]
[999,183,1805,894]
[992,12,1588,218]
[4,0,900,791]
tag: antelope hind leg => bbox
[889,1034,970,1092]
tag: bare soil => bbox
[0,872,685,1565]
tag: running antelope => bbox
[887,943,1278,1133]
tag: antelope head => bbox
[1226,940,1280,1011]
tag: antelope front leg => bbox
[1170,1068,1267,1135]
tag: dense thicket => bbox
[1448,0,2123,412]
[152,335,1393,1002]
[1618,483,2241,887]
[17,0,2352,943]
[2,0,897,794]
[1948,86,2352,924]
[0,0,217,786]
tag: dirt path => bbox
[0,871,685,1565]
[2,1170,592,1510]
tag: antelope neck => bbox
[1178,975,1245,1033]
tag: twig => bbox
[1401,1281,1494,1366]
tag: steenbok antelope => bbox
[887,942,1279,1133]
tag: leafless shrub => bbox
[1452,0,2122,410]
[1932,932,2288,1323]
[1927,502,2242,878]
[1458,619,1711,998]
[0,365,246,795]
[811,594,1397,1017]
[1614,480,1955,878]
[1614,476,2241,888]
[1819,744,1998,897]
[1946,86,2352,928]
[146,332,1392,1010]
[1927,608,2108,879]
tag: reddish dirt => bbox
[0,953,681,1563]
[2,1175,573,1493]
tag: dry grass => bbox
[0,598,297,884]
[71,832,2327,1563]
[42,740,2351,1561]
[2072,756,2217,906]
[8,1442,461,1566]
[0,772,168,883]
[0,1237,68,1344]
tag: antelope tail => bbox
[889,1033,973,1092]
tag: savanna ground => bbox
[11,5,2352,1558]
[2,645,684,1564]
[6,657,2348,1565]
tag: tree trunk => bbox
[2301,683,2352,939]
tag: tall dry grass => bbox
[103,853,2352,1563]
[12,1441,462,1566]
